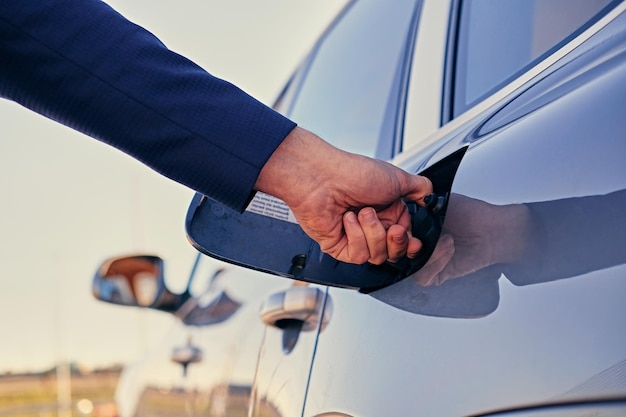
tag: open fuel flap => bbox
[189,151,449,280]
[185,190,443,292]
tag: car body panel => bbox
[303,6,626,417]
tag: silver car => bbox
[93,1,626,416]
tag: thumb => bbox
[402,175,433,206]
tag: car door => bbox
[302,1,626,416]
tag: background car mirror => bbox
[92,254,188,312]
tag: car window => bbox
[286,0,419,158]
[453,0,615,117]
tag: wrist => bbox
[254,126,341,208]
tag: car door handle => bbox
[260,286,331,332]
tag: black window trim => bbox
[443,0,623,122]
[274,0,425,160]
[386,0,424,159]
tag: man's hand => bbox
[255,127,433,265]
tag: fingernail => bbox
[361,207,376,222]
[393,233,406,243]
[345,211,358,223]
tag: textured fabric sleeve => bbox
[0,0,297,212]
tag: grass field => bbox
[0,365,121,417]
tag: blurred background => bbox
[0,1,347,415]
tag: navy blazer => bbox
[0,0,296,212]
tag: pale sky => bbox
[0,0,347,373]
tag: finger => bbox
[406,235,423,259]
[357,207,388,265]
[395,200,412,231]
[399,202,422,259]
[386,224,409,263]
[341,211,370,264]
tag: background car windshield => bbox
[453,0,615,117]
[287,0,418,158]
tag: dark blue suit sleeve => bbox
[0,0,296,212]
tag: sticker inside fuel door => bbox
[246,192,299,224]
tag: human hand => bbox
[255,127,433,265]
[410,194,531,286]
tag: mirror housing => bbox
[92,254,188,312]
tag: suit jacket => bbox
[0,0,296,212]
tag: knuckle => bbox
[354,252,370,265]
[368,255,387,265]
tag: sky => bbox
[0,0,347,374]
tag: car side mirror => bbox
[92,254,188,312]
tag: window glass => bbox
[287,0,418,158]
[453,0,614,116]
